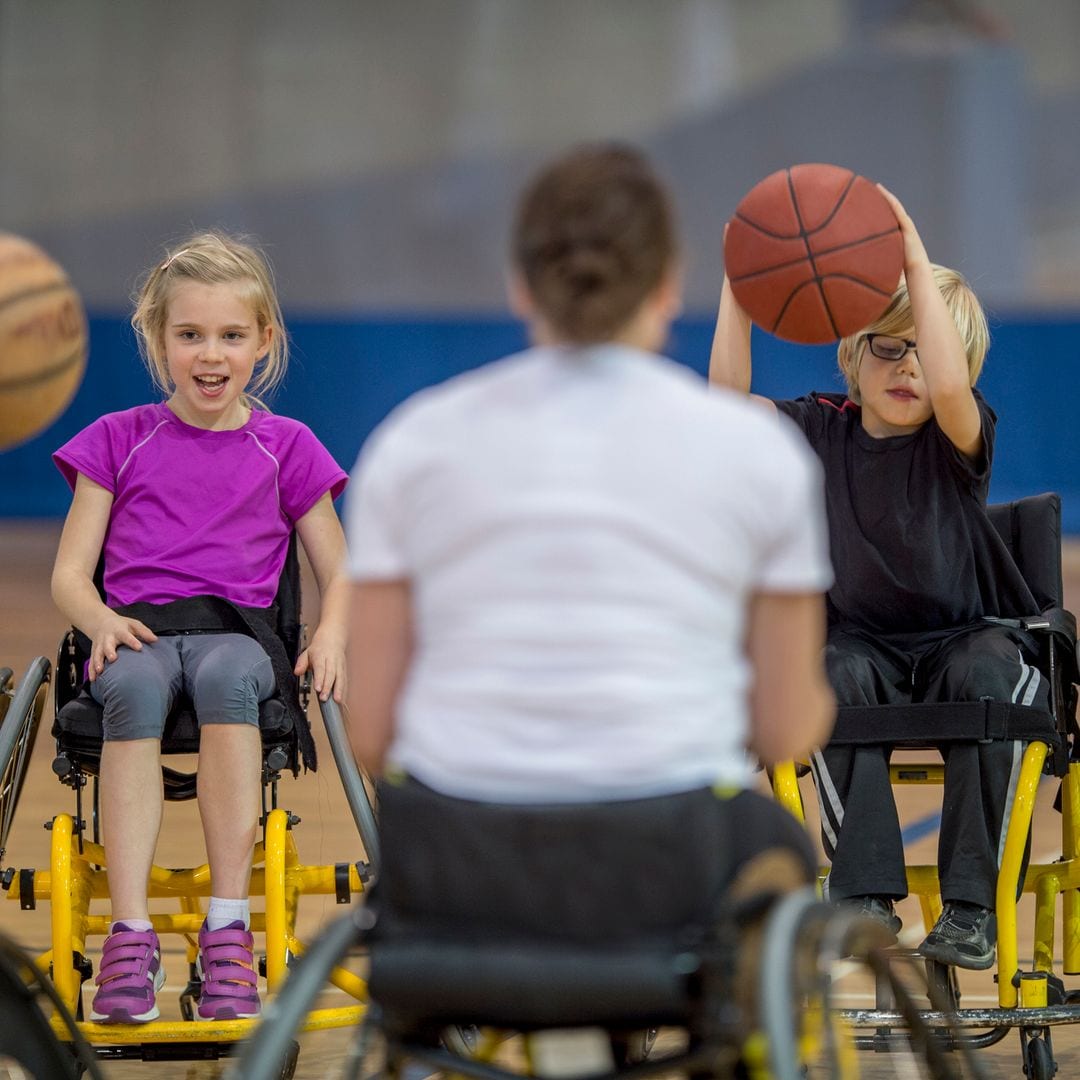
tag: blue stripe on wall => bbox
[2,313,1079,526]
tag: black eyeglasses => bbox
[865,334,918,362]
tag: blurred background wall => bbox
[2,0,1079,524]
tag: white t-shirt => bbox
[346,344,831,801]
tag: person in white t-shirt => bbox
[344,143,835,891]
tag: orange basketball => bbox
[0,233,88,451]
[724,164,904,345]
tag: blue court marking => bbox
[902,812,942,846]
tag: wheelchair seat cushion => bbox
[54,690,293,756]
[370,939,700,1032]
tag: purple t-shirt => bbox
[54,403,348,609]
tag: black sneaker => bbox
[843,895,902,944]
[919,901,996,970]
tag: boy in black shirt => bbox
[709,185,1046,970]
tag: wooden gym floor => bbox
[2,521,1079,1078]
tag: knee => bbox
[825,646,879,705]
[192,651,274,725]
[92,650,171,740]
[937,640,1021,702]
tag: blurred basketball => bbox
[724,164,904,345]
[0,233,88,451]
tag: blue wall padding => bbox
[3,313,1078,532]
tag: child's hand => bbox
[294,629,346,704]
[876,184,931,271]
[87,612,158,680]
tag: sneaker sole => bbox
[197,1006,262,1020]
[918,942,996,970]
[90,1006,161,1024]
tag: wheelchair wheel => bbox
[611,1027,657,1065]
[0,931,103,1080]
[0,658,48,866]
[320,699,380,874]
[1023,1031,1055,1080]
[0,669,12,726]
[442,1024,479,1056]
[279,1039,300,1080]
[759,888,985,1080]
[227,909,370,1079]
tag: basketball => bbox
[723,164,904,345]
[0,233,88,451]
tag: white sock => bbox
[206,897,250,931]
[111,918,152,934]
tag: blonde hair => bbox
[132,231,287,408]
[836,264,989,403]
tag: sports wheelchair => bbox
[0,536,379,1076]
[231,779,986,1080]
[771,493,1080,1079]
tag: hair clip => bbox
[159,248,191,271]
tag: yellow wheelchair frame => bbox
[772,747,1080,1080]
[767,495,1080,1080]
[0,654,380,1075]
[774,744,1080,1012]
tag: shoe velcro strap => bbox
[202,928,253,948]
[94,968,156,990]
[95,959,155,984]
[203,944,255,967]
[100,944,155,965]
[204,965,258,988]
[104,930,158,950]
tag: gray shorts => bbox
[89,632,276,741]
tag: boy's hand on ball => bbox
[88,614,158,680]
[876,184,931,270]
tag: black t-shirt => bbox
[776,390,1036,634]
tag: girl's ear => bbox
[258,323,273,360]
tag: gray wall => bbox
[2,0,1079,314]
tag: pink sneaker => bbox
[196,920,261,1019]
[90,923,165,1023]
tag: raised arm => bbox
[295,491,350,702]
[51,473,158,680]
[878,185,982,459]
[745,590,834,765]
[709,272,777,413]
[345,580,412,777]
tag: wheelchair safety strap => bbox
[80,595,317,772]
[828,701,1059,747]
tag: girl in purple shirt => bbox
[51,232,349,1024]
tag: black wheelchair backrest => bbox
[987,492,1063,613]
